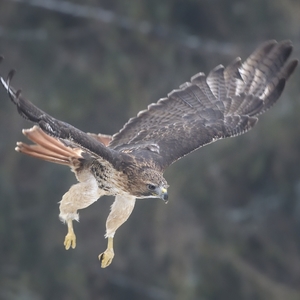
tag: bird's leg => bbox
[99,237,114,268]
[98,195,136,268]
[59,180,104,251]
[64,219,76,250]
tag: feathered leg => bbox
[99,195,136,268]
[59,179,105,250]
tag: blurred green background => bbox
[0,0,299,299]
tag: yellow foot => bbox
[98,248,114,268]
[64,232,76,250]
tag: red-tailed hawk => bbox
[0,40,297,268]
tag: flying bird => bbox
[0,40,297,268]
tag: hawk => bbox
[0,40,297,268]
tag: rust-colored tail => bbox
[16,125,83,166]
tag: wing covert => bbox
[109,40,297,169]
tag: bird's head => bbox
[128,168,169,202]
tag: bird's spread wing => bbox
[0,75,116,165]
[1,40,297,173]
[109,40,297,170]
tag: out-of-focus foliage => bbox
[0,0,299,299]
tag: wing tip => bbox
[285,59,298,80]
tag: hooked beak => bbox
[159,187,168,203]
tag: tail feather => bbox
[16,142,71,165]
[16,125,83,166]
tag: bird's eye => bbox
[147,184,156,191]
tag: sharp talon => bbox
[64,232,76,250]
[98,237,114,268]
[64,219,76,250]
[98,249,114,268]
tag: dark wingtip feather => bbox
[262,78,286,112]
[276,78,286,95]
[285,59,298,80]
[7,69,16,84]
[281,43,293,60]
[257,40,277,55]
[16,89,22,98]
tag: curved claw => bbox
[98,248,114,268]
[64,232,76,250]
[64,219,76,250]
[0,56,4,64]
[98,237,115,268]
